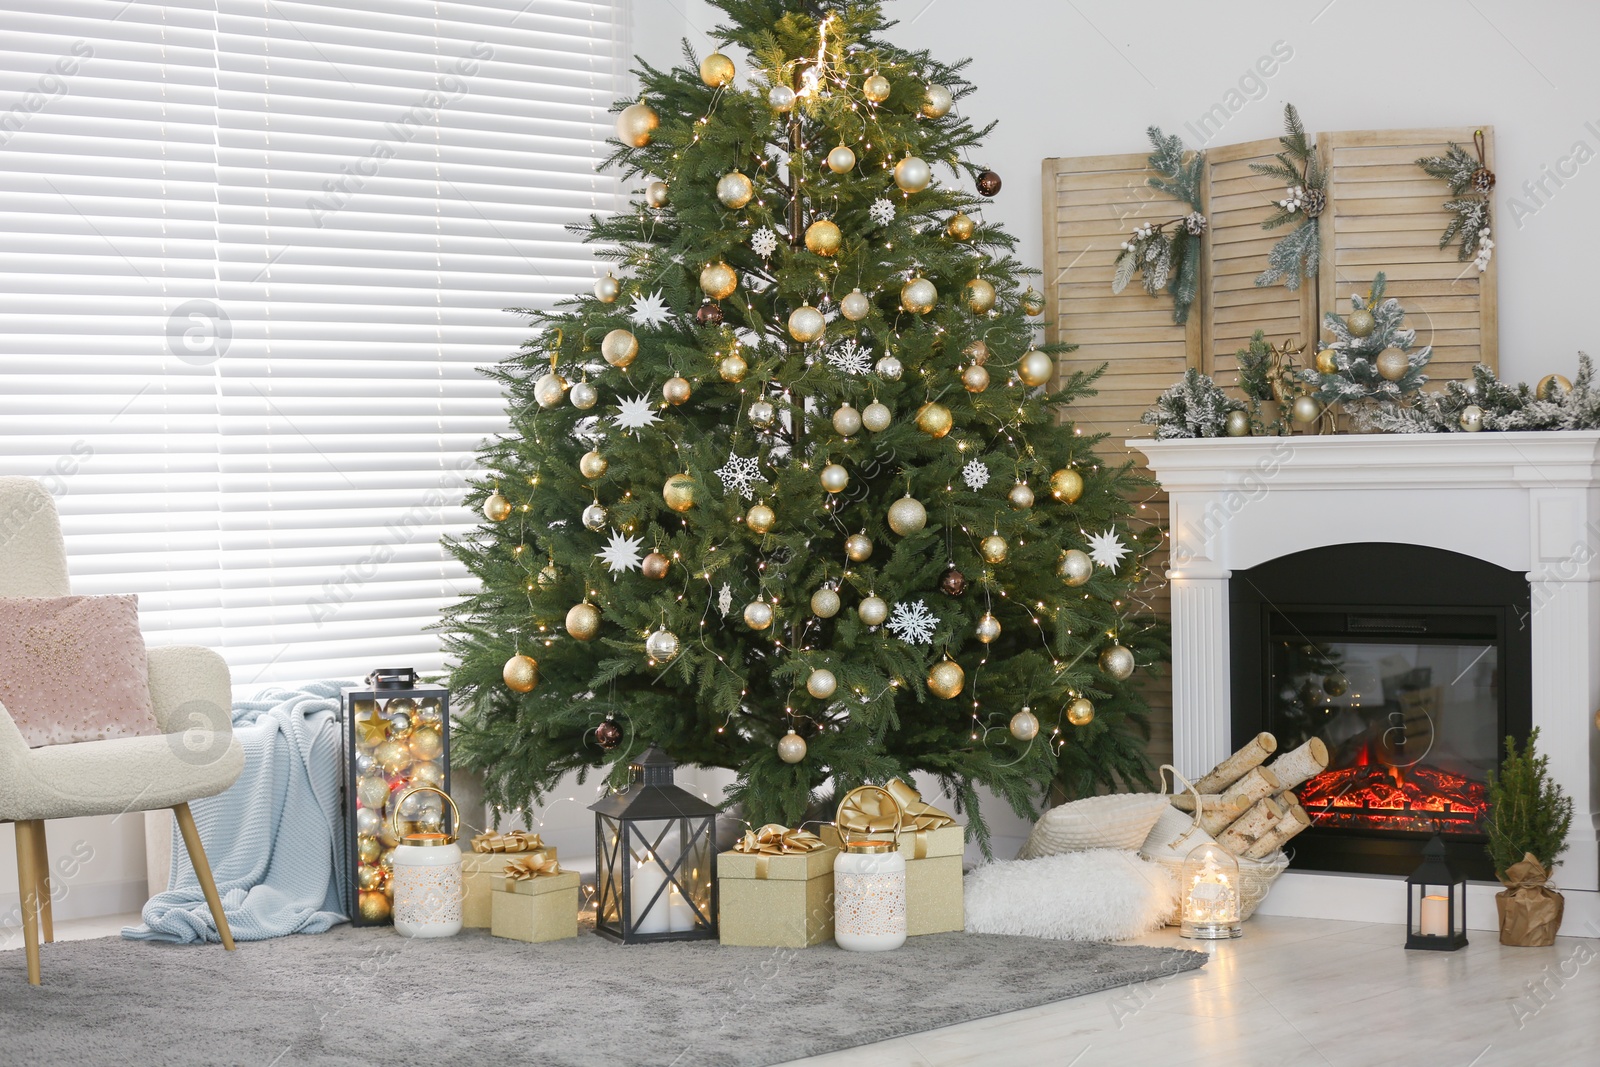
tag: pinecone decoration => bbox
[1302,188,1327,218]
[1183,211,1208,236]
[1471,167,1496,194]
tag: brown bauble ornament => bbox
[777,729,807,764]
[1315,347,1338,374]
[1050,468,1083,503]
[947,212,975,241]
[1375,350,1409,382]
[483,492,512,522]
[1066,696,1096,727]
[826,144,857,174]
[894,155,932,193]
[979,534,1008,564]
[927,657,965,700]
[579,450,608,480]
[976,169,1002,196]
[1009,708,1040,741]
[719,352,748,382]
[663,376,692,405]
[887,494,926,535]
[1099,644,1135,681]
[857,594,888,626]
[805,219,842,256]
[916,402,952,438]
[700,261,739,301]
[663,473,697,512]
[901,276,937,314]
[819,463,849,493]
[1008,482,1035,510]
[975,612,1001,643]
[844,533,873,562]
[595,719,621,749]
[962,364,990,392]
[922,83,953,118]
[745,502,776,534]
[565,602,601,641]
[641,551,671,580]
[358,889,392,923]
[716,171,754,209]
[594,273,621,303]
[1345,307,1376,338]
[503,654,538,693]
[940,566,967,596]
[1018,349,1054,388]
[840,288,871,321]
[862,401,892,432]
[699,52,735,88]
[601,328,638,368]
[965,278,997,314]
[788,304,826,343]
[615,102,658,148]
[863,74,891,102]
[696,302,723,326]
[963,339,991,365]
[1058,549,1093,587]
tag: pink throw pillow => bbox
[0,594,162,747]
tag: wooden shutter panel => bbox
[1317,127,1499,379]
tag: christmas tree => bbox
[442,0,1162,848]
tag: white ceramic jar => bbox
[833,840,906,951]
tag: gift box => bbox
[717,836,838,949]
[822,779,966,936]
[467,832,556,930]
[490,868,581,943]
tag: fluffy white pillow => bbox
[965,850,1178,941]
[1016,793,1170,859]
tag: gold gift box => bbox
[489,869,581,943]
[717,844,838,948]
[821,823,965,936]
[463,847,559,929]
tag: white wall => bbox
[633,0,1600,386]
[0,814,151,928]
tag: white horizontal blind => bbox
[0,0,623,690]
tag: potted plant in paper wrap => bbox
[1484,728,1573,946]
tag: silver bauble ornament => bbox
[862,402,892,432]
[645,181,669,209]
[569,380,598,410]
[1009,708,1040,741]
[768,84,796,112]
[1291,395,1322,424]
[748,398,777,428]
[975,613,1002,643]
[777,729,807,764]
[826,144,857,174]
[1058,549,1092,586]
[1099,644,1135,681]
[645,628,680,662]
[615,102,658,148]
[716,171,754,209]
[806,668,837,699]
[594,273,621,303]
[811,586,840,618]
[483,493,512,522]
[1225,409,1251,437]
[582,502,608,531]
[887,494,927,535]
[841,288,871,321]
[1008,482,1034,510]
[1459,404,1485,432]
[894,155,932,193]
[875,355,903,381]
[788,304,827,343]
[534,372,567,409]
[820,463,849,493]
[833,403,862,437]
[857,595,888,626]
[922,83,953,118]
[743,599,774,630]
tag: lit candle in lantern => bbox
[630,857,671,935]
[1418,894,1449,937]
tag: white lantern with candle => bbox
[389,785,464,938]
[832,785,908,952]
[1179,842,1243,940]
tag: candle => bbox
[630,858,671,934]
[1419,894,1449,937]
[667,883,696,932]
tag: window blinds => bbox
[0,0,624,688]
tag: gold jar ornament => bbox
[389,786,463,939]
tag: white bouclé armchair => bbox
[0,477,245,985]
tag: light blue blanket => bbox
[124,681,353,943]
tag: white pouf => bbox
[964,849,1177,942]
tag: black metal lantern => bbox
[590,748,718,943]
[340,669,451,927]
[1405,834,1467,951]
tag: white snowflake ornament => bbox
[961,458,990,491]
[613,394,661,435]
[596,530,645,574]
[714,452,766,499]
[1087,528,1130,572]
[886,599,940,645]
[628,290,672,329]
[716,582,733,616]
[868,198,895,226]
[825,339,872,376]
[750,226,778,258]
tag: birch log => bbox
[1243,802,1314,859]
[1193,732,1278,795]
[1198,767,1281,836]
[1172,793,1244,814]
[1216,797,1286,856]
[1268,737,1329,791]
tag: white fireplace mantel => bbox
[1133,431,1600,917]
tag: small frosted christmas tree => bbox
[1302,272,1431,426]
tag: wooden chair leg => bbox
[32,821,53,943]
[172,803,235,951]
[13,821,42,985]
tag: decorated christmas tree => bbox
[441,0,1162,847]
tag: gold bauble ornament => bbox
[644,180,669,209]
[579,450,608,480]
[916,402,952,438]
[601,328,638,368]
[832,403,861,436]
[894,155,931,193]
[483,493,512,522]
[700,261,738,301]
[965,278,996,314]
[1459,404,1485,432]
[699,52,735,87]
[1018,350,1054,388]
[858,594,888,626]
[1050,468,1083,503]
[980,534,1008,564]
[377,848,395,873]
[663,376,692,406]
[811,586,840,618]
[1058,549,1093,587]
[642,551,671,580]
[1009,708,1040,741]
[566,602,601,641]
[581,502,608,531]
[888,494,927,535]
[534,372,567,409]
[1538,374,1573,400]
[1375,350,1409,382]
[1291,395,1322,424]
[720,352,748,382]
[876,355,903,381]
[862,402,892,432]
[357,775,389,809]
[1099,644,1135,681]
[922,83,953,118]
[826,144,857,174]
[844,533,873,562]
[777,729,807,764]
[716,171,754,209]
[358,836,382,865]
[409,725,444,762]
[962,363,990,393]
[748,399,777,428]
[975,613,1002,643]
[768,84,796,112]
[615,102,658,148]
[1345,307,1376,338]
[1315,347,1338,374]
[840,288,872,321]
[927,657,965,700]
[746,503,776,534]
[663,473,697,512]
[538,563,559,585]
[358,890,392,923]
[819,463,849,493]
[806,668,837,699]
[594,273,621,303]
[743,599,774,630]
[1008,482,1034,510]
[947,213,975,241]
[503,654,538,693]
[645,627,680,662]
[788,304,826,343]
[570,380,598,410]
[863,74,891,102]
[1225,409,1251,437]
[1323,673,1349,697]
[1021,288,1046,316]
[416,698,443,726]
[901,276,937,314]
[411,760,444,787]
[1066,697,1096,727]
[806,219,842,256]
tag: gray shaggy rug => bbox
[1,926,1204,1066]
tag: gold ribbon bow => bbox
[732,824,825,879]
[473,831,545,854]
[837,779,955,860]
[503,851,563,888]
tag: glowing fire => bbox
[1298,752,1489,834]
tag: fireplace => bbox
[1230,543,1531,880]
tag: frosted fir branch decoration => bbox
[1140,368,1240,439]
[1113,127,1206,326]
[1417,130,1495,272]
[1251,103,1325,291]
[1302,272,1431,426]
[1370,355,1600,434]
